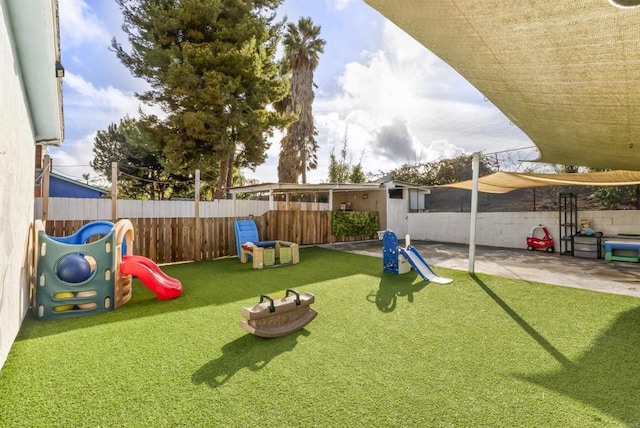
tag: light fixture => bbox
[55,60,65,78]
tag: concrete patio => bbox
[322,239,640,298]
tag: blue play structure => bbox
[382,230,411,275]
[56,253,92,283]
[49,220,115,245]
[381,230,453,285]
[33,219,134,320]
[34,219,182,321]
[48,221,128,284]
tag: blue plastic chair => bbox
[234,220,260,259]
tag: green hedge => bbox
[331,210,380,237]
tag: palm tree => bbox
[277,17,326,183]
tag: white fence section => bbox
[34,198,331,220]
[407,210,640,249]
[34,198,273,220]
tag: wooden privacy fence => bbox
[42,211,378,263]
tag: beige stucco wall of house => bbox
[0,2,37,370]
[331,189,388,230]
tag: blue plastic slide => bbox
[398,245,453,284]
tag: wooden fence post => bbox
[194,169,201,261]
[111,162,118,222]
[42,154,51,222]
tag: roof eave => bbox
[228,182,385,195]
[6,0,64,146]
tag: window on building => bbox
[408,189,426,212]
[388,188,403,199]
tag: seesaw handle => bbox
[259,294,275,313]
[285,289,301,306]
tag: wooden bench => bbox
[603,240,640,262]
[239,289,316,338]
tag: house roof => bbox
[228,181,429,195]
[6,0,64,145]
[48,172,108,195]
[365,0,640,171]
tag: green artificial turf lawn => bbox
[1,247,640,427]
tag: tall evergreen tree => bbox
[112,0,289,198]
[91,117,191,199]
[277,17,326,183]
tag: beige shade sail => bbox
[365,0,640,171]
[442,170,640,193]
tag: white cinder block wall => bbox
[0,5,37,369]
[407,210,640,249]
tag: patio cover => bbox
[364,0,640,171]
[442,170,640,194]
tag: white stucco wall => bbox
[408,210,640,249]
[580,210,640,237]
[386,191,409,237]
[0,2,37,370]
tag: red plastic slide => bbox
[120,255,183,300]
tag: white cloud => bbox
[247,20,499,183]
[58,0,111,48]
[63,72,164,124]
[305,21,531,181]
[49,73,164,181]
[243,130,283,183]
[328,0,356,11]
[64,72,140,115]
[48,133,106,185]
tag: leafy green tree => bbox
[277,17,326,183]
[586,168,640,209]
[592,185,638,209]
[349,163,366,184]
[326,127,366,183]
[112,0,289,198]
[327,143,350,182]
[91,117,191,199]
[552,164,588,174]
[390,154,498,186]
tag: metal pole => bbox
[468,152,480,273]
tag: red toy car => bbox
[527,225,555,253]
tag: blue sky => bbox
[50,0,535,185]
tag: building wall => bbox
[387,188,409,237]
[49,176,104,198]
[0,1,37,369]
[331,190,384,213]
[330,189,388,230]
[408,210,640,249]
